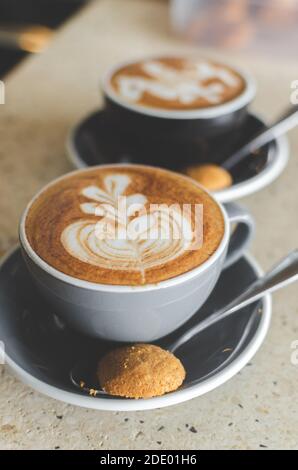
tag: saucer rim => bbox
[66,111,289,204]
[214,133,288,203]
[2,247,271,412]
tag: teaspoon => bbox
[70,250,298,397]
[169,250,298,353]
[223,104,298,171]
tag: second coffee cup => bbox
[103,55,256,141]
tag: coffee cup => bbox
[19,164,254,342]
[102,55,256,141]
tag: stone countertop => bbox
[0,0,297,450]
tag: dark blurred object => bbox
[171,0,298,59]
[0,0,87,77]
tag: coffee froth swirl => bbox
[61,174,193,283]
[25,165,225,285]
[114,59,241,107]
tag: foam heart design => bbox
[61,174,193,282]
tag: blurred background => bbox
[0,0,88,77]
[171,0,298,59]
[0,0,297,79]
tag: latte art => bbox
[25,166,224,285]
[60,174,193,283]
[109,57,246,111]
[117,74,225,105]
[117,61,238,105]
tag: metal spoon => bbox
[70,251,298,397]
[168,250,298,353]
[222,104,298,171]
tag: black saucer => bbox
[68,110,273,183]
[0,247,271,410]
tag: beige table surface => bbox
[0,0,297,450]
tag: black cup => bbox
[102,56,256,141]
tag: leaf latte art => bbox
[25,165,225,285]
[60,174,193,282]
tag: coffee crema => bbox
[25,166,224,285]
[109,57,246,112]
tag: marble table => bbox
[0,0,297,450]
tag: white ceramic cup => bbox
[19,167,254,342]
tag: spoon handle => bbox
[222,105,298,171]
[169,251,298,353]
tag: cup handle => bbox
[223,202,255,269]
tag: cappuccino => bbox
[25,166,224,285]
[109,57,246,112]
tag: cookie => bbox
[97,343,186,399]
[185,164,232,191]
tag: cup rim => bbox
[102,54,256,120]
[19,163,230,293]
